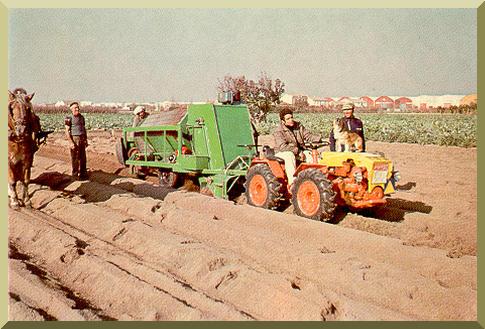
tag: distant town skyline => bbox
[9,8,477,103]
[38,93,472,110]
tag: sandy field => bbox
[8,131,477,320]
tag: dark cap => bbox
[279,107,294,121]
[69,101,80,108]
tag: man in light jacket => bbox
[273,108,321,185]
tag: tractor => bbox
[116,96,400,221]
[245,142,401,221]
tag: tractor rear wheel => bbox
[291,169,337,221]
[127,148,147,179]
[245,164,283,210]
[115,138,127,166]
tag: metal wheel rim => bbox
[248,175,268,207]
[297,180,321,217]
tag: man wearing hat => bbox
[65,101,89,180]
[329,103,366,152]
[133,106,149,127]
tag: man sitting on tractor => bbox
[273,108,322,185]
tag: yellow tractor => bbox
[245,143,401,221]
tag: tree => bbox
[217,72,285,122]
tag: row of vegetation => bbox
[256,113,477,148]
[38,112,476,148]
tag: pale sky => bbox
[8,8,477,103]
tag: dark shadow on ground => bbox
[330,198,433,224]
[396,181,417,191]
[386,198,433,214]
[30,170,180,203]
[73,170,179,203]
[31,172,74,190]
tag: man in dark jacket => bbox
[329,103,366,152]
[65,101,89,180]
[273,108,321,185]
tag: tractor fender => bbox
[250,158,286,180]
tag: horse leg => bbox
[20,182,32,208]
[22,161,33,208]
[8,182,20,210]
[8,159,20,209]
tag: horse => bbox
[8,88,41,209]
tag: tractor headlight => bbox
[392,171,401,182]
[354,170,363,183]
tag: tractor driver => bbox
[273,108,322,185]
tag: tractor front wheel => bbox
[291,169,337,221]
[245,164,283,210]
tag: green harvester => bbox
[116,103,257,199]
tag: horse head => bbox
[8,89,35,139]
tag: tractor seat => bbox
[262,145,285,164]
[267,155,285,164]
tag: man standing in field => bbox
[273,108,321,185]
[65,102,89,180]
[329,103,366,152]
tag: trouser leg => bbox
[79,144,87,177]
[275,151,297,185]
[70,142,79,176]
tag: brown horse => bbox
[8,88,41,209]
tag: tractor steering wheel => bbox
[303,141,329,150]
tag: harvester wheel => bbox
[115,138,127,166]
[245,164,283,210]
[127,148,147,179]
[291,169,337,221]
[158,170,181,188]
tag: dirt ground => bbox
[8,131,477,321]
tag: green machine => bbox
[116,104,257,199]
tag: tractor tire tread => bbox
[245,164,284,210]
[291,168,337,221]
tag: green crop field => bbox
[38,113,133,132]
[256,113,477,148]
[38,112,477,148]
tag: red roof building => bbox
[313,97,335,106]
[375,96,394,110]
[359,96,374,109]
[394,97,413,110]
[338,96,352,104]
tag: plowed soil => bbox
[8,131,477,321]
